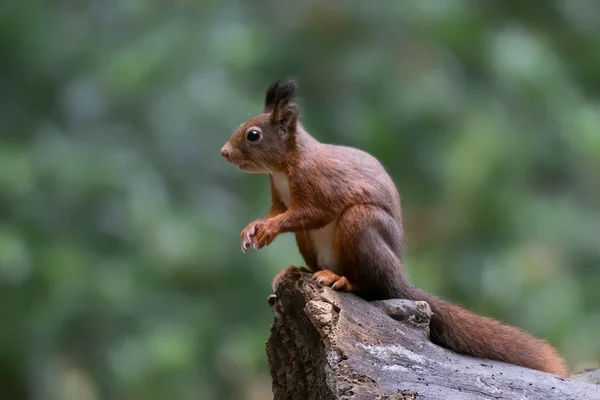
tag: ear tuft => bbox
[264,78,299,113]
[264,81,280,112]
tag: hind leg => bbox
[325,205,407,300]
[294,230,359,291]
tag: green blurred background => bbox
[2,1,600,399]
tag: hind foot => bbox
[313,270,359,292]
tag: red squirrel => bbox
[220,79,569,376]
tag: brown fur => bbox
[221,79,569,376]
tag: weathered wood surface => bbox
[266,269,600,400]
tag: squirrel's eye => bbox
[247,130,261,142]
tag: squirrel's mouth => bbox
[230,159,261,173]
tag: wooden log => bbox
[265,269,600,400]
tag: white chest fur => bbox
[271,172,291,208]
[270,172,339,273]
[309,220,339,273]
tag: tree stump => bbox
[266,269,600,400]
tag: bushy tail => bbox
[407,287,569,376]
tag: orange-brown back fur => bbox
[221,79,569,377]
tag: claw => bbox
[242,240,252,253]
[240,220,263,254]
[241,231,256,253]
[332,277,349,290]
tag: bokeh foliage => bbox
[1,1,600,399]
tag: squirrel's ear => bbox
[264,78,298,112]
[265,78,300,131]
[272,101,299,133]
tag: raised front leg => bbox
[241,192,286,251]
[255,207,334,249]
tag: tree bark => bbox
[266,269,600,400]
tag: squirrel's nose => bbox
[221,147,230,160]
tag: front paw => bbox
[240,220,264,252]
[255,219,280,249]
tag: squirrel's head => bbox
[221,78,300,174]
